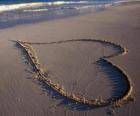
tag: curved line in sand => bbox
[14,39,134,111]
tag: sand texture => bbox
[0,3,140,116]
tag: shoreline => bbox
[0,1,140,30]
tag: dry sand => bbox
[0,3,140,116]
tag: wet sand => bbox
[0,2,140,116]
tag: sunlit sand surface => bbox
[0,2,139,116]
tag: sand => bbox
[0,2,140,116]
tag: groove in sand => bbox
[14,39,134,114]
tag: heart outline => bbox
[14,39,134,113]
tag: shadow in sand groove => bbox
[38,80,97,111]
[96,58,128,101]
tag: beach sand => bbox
[0,3,140,116]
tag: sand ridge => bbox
[13,38,134,114]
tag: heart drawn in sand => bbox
[14,39,134,114]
